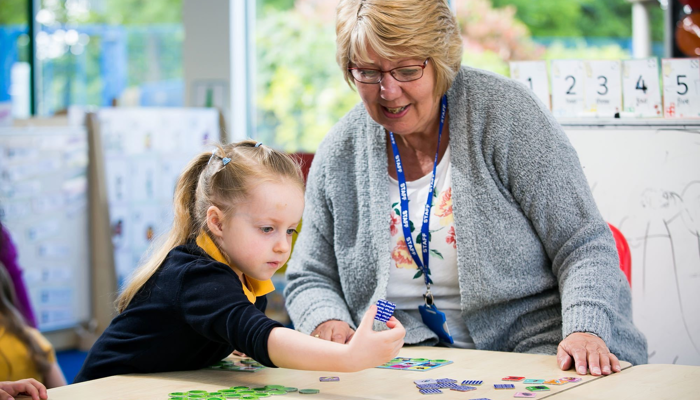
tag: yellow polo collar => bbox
[195,231,275,303]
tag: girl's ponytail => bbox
[115,151,211,313]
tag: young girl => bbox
[75,140,404,382]
[0,262,66,388]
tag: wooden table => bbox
[41,347,696,400]
[552,363,700,400]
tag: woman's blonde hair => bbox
[116,140,304,313]
[336,0,463,98]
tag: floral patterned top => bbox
[386,146,474,347]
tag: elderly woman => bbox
[284,0,647,374]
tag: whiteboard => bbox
[0,126,91,331]
[95,108,221,288]
[564,122,700,366]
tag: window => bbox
[0,0,30,119]
[32,0,184,116]
[254,0,359,153]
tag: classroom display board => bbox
[510,58,699,119]
[564,122,700,366]
[0,126,91,331]
[96,108,221,289]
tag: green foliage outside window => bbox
[255,9,360,153]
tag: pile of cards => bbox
[375,299,396,322]
[414,378,478,395]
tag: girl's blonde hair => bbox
[336,0,464,98]
[0,262,51,379]
[116,140,304,313]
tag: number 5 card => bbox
[622,58,662,118]
[662,58,700,118]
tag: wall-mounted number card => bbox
[622,58,662,118]
[662,58,700,118]
[551,60,586,118]
[583,60,622,118]
[509,61,551,110]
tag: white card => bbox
[551,60,586,118]
[622,58,662,118]
[583,60,622,118]
[662,58,700,118]
[509,61,551,109]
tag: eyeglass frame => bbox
[347,58,429,84]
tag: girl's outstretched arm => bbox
[267,305,405,372]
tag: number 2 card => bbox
[551,60,586,118]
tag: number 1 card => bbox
[509,61,551,110]
[662,58,700,118]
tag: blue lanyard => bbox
[389,95,447,288]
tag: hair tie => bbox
[255,142,263,148]
[222,157,231,166]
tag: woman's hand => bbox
[0,379,48,400]
[311,320,356,343]
[557,332,621,376]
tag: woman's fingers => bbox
[311,320,355,343]
[609,352,622,373]
[556,344,574,371]
[558,332,621,376]
[598,350,612,375]
[587,348,602,376]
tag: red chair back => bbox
[608,223,631,286]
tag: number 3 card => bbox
[583,60,622,118]
[622,59,662,118]
[662,58,700,118]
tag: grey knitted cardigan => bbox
[284,66,647,365]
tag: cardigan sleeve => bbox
[178,261,283,367]
[284,141,356,334]
[494,83,623,346]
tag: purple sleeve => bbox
[1,227,38,328]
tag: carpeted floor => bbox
[56,349,88,384]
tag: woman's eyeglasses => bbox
[348,59,429,84]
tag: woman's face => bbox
[352,48,440,137]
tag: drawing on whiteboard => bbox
[569,128,700,366]
[605,181,700,364]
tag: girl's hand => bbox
[557,332,621,376]
[231,350,247,358]
[0,379,48,400]
[345,305,405,371]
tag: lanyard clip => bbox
[423,285,434,306]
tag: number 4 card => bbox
[662,58,700,118]
[509,61,551,110]
[622,59,662,118]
